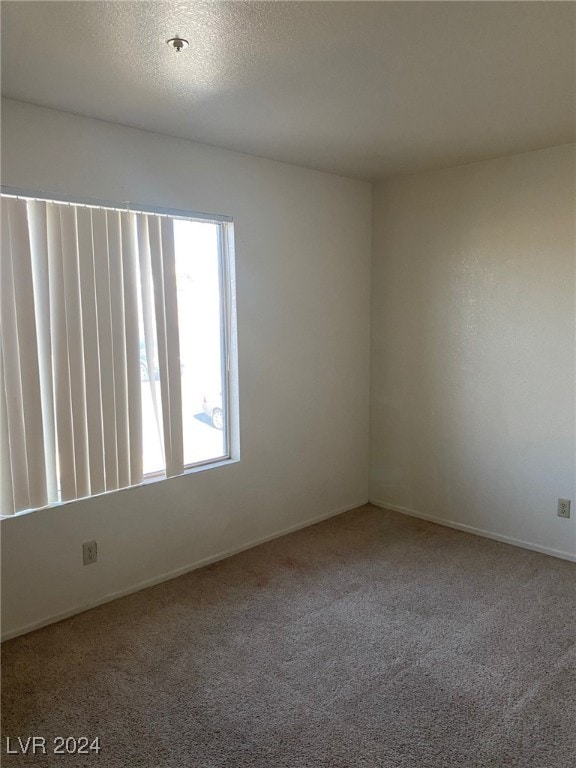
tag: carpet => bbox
[2,504,575,767]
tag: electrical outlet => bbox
[83,540,98,565]
[557,499,571,519]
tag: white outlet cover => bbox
[557,499,571,519]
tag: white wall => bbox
[371,144,576,560]
[2,99,572,641]
[0,99,372,639]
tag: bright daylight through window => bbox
[0,193,235,515]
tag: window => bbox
[0,191,237,515]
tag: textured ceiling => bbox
[1,1,574,180]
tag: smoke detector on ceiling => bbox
[166,36,189,53]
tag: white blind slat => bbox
[0,336,15,514]
[2,199,32,512]
[137,216,163,459]
[160,217,183,477]
[77,207,106,494]
[108,212,130,489]
[92,209,118,491]
[8,199,48,510]
[148,217,173,473]
[47,202,76,501]
[28,201,58,504]
[122,212,143,485]
[60,205,90,499]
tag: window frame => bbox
[0,186,239,515]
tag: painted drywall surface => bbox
[371,144,576,558]
[0,99,372,638]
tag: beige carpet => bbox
[2,504,575,767]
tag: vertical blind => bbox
[0,195,186,515]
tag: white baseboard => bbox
[370,499,576,563]
[1,498,369,642]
